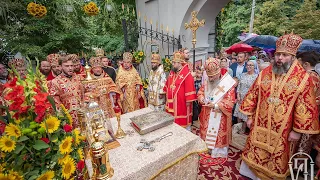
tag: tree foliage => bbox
[0,0,138,61]
[216,0,320,50]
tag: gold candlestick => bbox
[114,113,126,139]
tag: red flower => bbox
[5,85,24,101]
[40,138,50,144]
[63,124,73,133]
[9,96,25,111]
[4,77,17,88]
[77,160,85,172]
[34,92,48,103]
[19,105,29,114]
[35,112,45,123]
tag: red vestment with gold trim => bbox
[163,65,196,127]
[48,74,83,127]
[239,60,320,179]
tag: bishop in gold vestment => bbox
[115,52,146,113]
[83,57,123,118]
[239,33,320,180]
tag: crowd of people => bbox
[0,32,319,179]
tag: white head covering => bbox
[249,60,259,74]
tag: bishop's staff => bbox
[185,11,205,71]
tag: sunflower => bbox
[77,149,84,160]
[0,136,16,152]
[59,136,72,154]
[40,116,60,134]
[0,173,15,180]
[0,163,6,172]
[73,129,81,145]
[8,171,23,180]
[138,51,144,56]
[58,154,71,165]
[36,170,54,180]
[5,123,21,138]
[61,157,76,179]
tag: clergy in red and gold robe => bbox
[48,56,84,128]
[83,57,123,118]
[115,52,146,113]
[67,54,86,77]
[198,57,236,158]
[46,54,62,81]
[239,33,320,180]
[163,51,196,128]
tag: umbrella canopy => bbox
[244,35,320,53]
[243,35,278,49]
[226,43,253,54]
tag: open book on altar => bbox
[130,111,174,135]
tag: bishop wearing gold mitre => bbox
[115,52,146,113]
[163,51,196,128]
[83,57,123,118]
[239,32,320,179]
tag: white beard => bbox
[205,79,219,96]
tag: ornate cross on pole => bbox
[185,11,205,71]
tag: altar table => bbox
[108,108,207,180]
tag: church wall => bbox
[135,0,229,77]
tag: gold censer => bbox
[91,133,114,180]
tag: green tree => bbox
[0,0,137,60]
[254,0,291,36]
[289,0,320,39]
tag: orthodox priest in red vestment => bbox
[198,57,236,158]
[46,54,62,81]
[67,54,86,77]
[163,51,196,128]
[239,33,320,180]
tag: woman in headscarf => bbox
[233,60,259,134]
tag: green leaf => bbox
[47,96,57,112]
[14,144,25,154]
[33,140,50,150]
[18,136,29,142]
[28,175,38,180]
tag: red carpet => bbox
[192,126,250,180]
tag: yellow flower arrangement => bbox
[59,136,73,154]
[40,116,60,134]
[77,149,84,160]
[58,154,72,165]
[142,78,149,89]
[27,2,47,18]
[61,104,73,126]
[84,1,99,16]
[0,173,15,180]
[61,156,76,179]
[8,171,23,180]
[36,170,54,180]
[162,57,172,72]
[4,123,21,138]
[133,50,146,64]
[0,136,16,152]
[73,129,82,145]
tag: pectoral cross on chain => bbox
[215,85,225,95]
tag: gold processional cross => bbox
[184,11,205,71]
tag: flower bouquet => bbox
[27,2,47,18]
[0,59,86,179]
[162,57,172,72]
[142,78,149,90]
[133,51,146,64]
[84,2,99,16]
